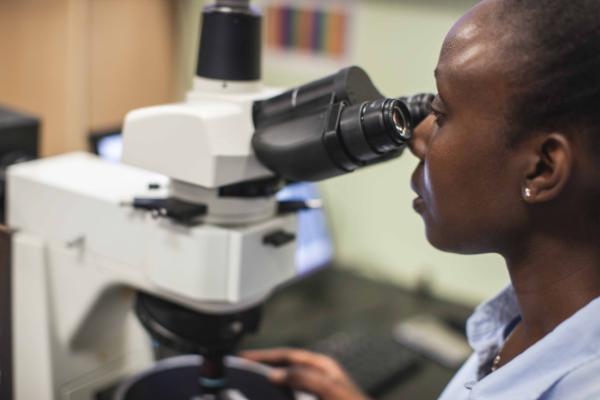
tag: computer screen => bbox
[91,132,334,276]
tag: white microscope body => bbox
[7,63,298,400]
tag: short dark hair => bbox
[498,0,600,148]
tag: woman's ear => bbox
[522,133,573,203]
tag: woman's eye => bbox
[432,110,446,127]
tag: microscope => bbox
[3,1,432,399]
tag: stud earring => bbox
[524,187,532,199]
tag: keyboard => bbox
[310,329,420,396]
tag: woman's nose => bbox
[408,114,435,160]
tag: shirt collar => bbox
[466,286,600,399]
[466,285,520,376]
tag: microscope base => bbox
[114,355,314,400]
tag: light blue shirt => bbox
[438,286,600,400]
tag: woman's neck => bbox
[505,234,600,339]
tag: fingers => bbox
[272,367,331,392]
[240,348,347,379]
[272,366,367,400]
[241,349,369,400]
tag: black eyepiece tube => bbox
[252,67,434,182]
[253,74,339,127]
[338,98,413,164]
[398,93,435,126]
[253,66,384,128]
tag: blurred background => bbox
[0,0,507,307]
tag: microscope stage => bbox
[114,355,311,400]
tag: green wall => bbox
[178,0,509,306]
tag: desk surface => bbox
[241,267,473,400]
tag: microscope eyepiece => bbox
[252,67,433,182]
[336,98,412,164]
[391,102,410,139]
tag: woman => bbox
[243,0,600,398]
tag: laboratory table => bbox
[241,267,474,400]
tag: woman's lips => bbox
[413,196,425,213]
[411,169,425,213]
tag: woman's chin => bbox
[424,228,484,255]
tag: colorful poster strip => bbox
[266,4,349,58]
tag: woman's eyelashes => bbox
[431,108,446,127]
[431,95,446,127]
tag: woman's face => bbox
[410,1,529,254]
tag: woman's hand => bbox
[241,348,370,400]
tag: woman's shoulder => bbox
[542,355,600,399]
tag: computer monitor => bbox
[90,132,334,276]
